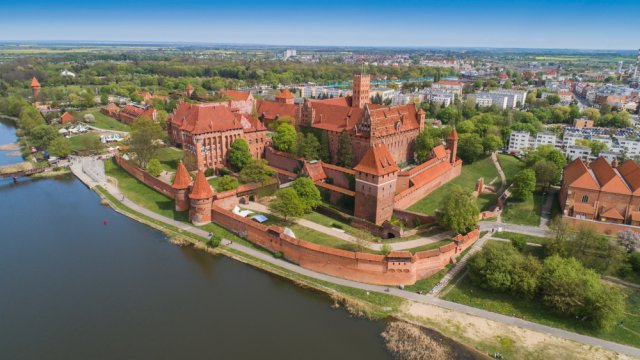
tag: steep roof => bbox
[275,89,294,99]
[354,144,399,176]
[562,158,600,191]
[448,128,459,140]
[221,89,251,101]
[590,157,631,195]
[432,144,448,160]
[617,160,640,194]
[60,112,74,124]
[172,161,191,190]
[170,103,243,135]
[310,96,353,107]
[309,102,363,132]
[601,207,624,220]
[303,161,327,182]
[189,170,214,200]
[31,77,40,87]
[367,104,419,137]
[256,100,297,120]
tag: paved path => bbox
[242,201,453,251]
[479,221,548,238]
[539,186,559,228]
[491,151,507,194]
[70,158,640,358]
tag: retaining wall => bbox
[115,156,175,199]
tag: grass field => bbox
[85,111,131,132]
[404,264,454,293]
[68,133,101,153]
[501,193,544,226]
[497,154,525,184]
[408,156,500,215]
[155,147,184,172]
[492,231,549,245]
[443,274,640,348]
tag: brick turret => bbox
[447,128,459,165]
[352,74,370,108]
[354,144,399,225]
[186,84,193,98]
[172,161,192,211]
[189,170,214,226]
[275,89,294,105]
[31,77,41,99]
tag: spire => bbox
[171,161,191,190]
[31,77,40,88]
[448,128,459,140]
[189,170,214,200]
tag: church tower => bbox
[352,74,370,108]
[353,144,398,225]
[31,77,41,99]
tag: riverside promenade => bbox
[69,156,640,359]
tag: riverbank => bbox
[92,182,639,359]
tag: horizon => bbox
[2,0,639,50]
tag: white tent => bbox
[58,128,68,134]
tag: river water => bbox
[0,122,392,360]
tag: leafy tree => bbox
[502,80,513,89]
[228,139,252,170]
[468,242,519,292]
[436,106,461,125]
[297,132,320,160]
[546,94,561,105]
[100,93,109,105]
[82,91,95,108]
[415,130,435,163]
[533,160,559,191]
[438,185,479,234]
[81,134,103,155]
[589,141,608,156]
[291,177,321,212]
[272,122,297,153]
[336,131,353,167]
[581,108,600,121]
[48,136,71,158]
[457,133,484,163]
[19,106,46,134]
[129,117,166,168]
[30,125,59,149]
[483,134,503,153]
[269,188,305,221]
[319,131,331,162]
[217,175,240,191]
[147,159,163,177]
[512,168,537,200]
[238,159,275,184]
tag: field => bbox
[443,274,640,348]
[155,147,184,172]
[408,156,500,215]
[68,133,100,153]
[501,193,544,226]
[84,110,131,132]
[496,154,524,184]
[492,231,549,245]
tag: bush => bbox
[381,243,392,256]
[630,252,640,273]
[204,167,215,177]
[511,237,527,252]
[274,251,283,259]
[146,159,163,177]
[218,167,232,176]
[208,237,221,248]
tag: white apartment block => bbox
[508,131,531,152]
[566,145,591,161]
[491,89,528,108]
[432,81,463,97]
[473,94,494,107]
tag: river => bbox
[0,121,392,359]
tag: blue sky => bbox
[1,0,638,49]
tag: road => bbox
[70,157,640,358]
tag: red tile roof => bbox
[275,89,294,99]
[186,84,193,90]
[256,100,297,120]
[189,170,214,199]
[31,77,40,87]
[170,103,242,135]
[435,80,462,86]
[303,161,327,182]
[573,202,596,215]
[590,157,631,194]
[60,112,74,124]
[367,104,420,137]
[220,89,251,101]
[310,96,353,107]
[617,160,640,194]
[448,128,459,140]
[409,160,453,188]
[354,144,399,176]
[314,181,356,197]
[563,159,600,191]
[310,102,364,132]
[432,144,448,160]
[172,161,191,190]
[600,207,624,220]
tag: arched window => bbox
[581,195,589,203]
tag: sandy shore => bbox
[0,143,20,151]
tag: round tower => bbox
[189,169,214,226]
[172,161,192,212]
[31,77,41,99]
[447,128,459,164]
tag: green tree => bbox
[129,117,166,168]
[269,188,305,221]
[81,134,103,155]
[438,185,479,234]
[589,141,608,156]
[298,132,320,160]
[581,108,600,121]
[272,122,297,153]
[336,131,353,167]
[512,168,537,200]
[546,94,561,105]
[228,138,252,170]
[503,80,513,89]
[483,134,503,153]
[48,136,71,158]
[147,159,163,177]
[533,160,559,191]
[217,175,240,191]
[100,93,109,106]
[238,159,275,184]
[457,133,484,163]
[415,130,435,163]
[82,91,95,108]
[319,131,331,162]
[291,177,321,212]
[19,106,46,134]
[30,125,58,149]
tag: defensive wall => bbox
[562,216,640,235]
[394,159,463,210]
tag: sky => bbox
[1,0,639,50]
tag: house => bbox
[118,105,157,124]
[59,112,74,125]
[101,103,120,118]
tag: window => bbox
[581,195,589,203]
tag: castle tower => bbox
[275,88,294,105]
[447,128,459,165]
[189,170,214,226]
[172,161,192,212]
[417,108,426,131]
[352,74,370,108]
[353,144,399,225]
[186,84,194,98]
[31,77,41,99]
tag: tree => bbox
[228,139,252,170]
[438,186,479,234]
[298,132,320,160]
[589,140,608,156]
[546,94,561,105]
[30,125,59,149]
[336,131,353,167]
[217,175,240,191]
[238,159,275,184]
[48,136,71,158]
[272,122,297,153]
[129,117,166,168]
[512,168,537,200]
[100,93,109,106]
[415,130,435,163]
[483,134,503,153]
[502,80,513,89]
[319,131,331,162]
[82,91,95,108]
[81,134,103,155]
[581,108,600,121]
[533,160,559,191]
[147,159,163,177]
[457,133,484,163]
[269,188,305,221]
[618,230,640,253]
[291,177,321,212]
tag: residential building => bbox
[118,104,157,124]
[432,80,463,97]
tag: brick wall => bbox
[394,161,462,210]
[265,147,304,173]
[115,156,175,199]
[392,208,437,226]
[562,216,640,235]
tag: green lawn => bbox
[85,110,131,132]
[404,264,453,293]
[501,193,543,226]
[155,147,184,172]
[497,153,525,184]
[405,239,453,254]
[68,133,102,153]
[492,231,549,245]
[408,156,500,215]
[443,274,640,348]
[207,176,240,192]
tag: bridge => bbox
[0,167,46,179]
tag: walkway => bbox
[491,151,507,195]
[70,157,640,358]
[479,221,548,238]
[539,186,559,228]
[242,201,453,251]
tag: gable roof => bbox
[432,144,448,160]
[617,160,640,194]
[354,144,399,176]
[563,158,600,191]
[172,161,191,190]
[275,89,294,99]
[221,89,251,101]
[256,100,297,120]
[601,207,624,220]
[189,170,214,199]
[303,161,327,182]
[60,112,74,123]
[31,77,40,87]
[170,103,242,135]
[309,102,364,132]
[590,157,631,194]
[367,104,419,137]
[448,128,459,140]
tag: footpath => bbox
[71,157,640,358]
